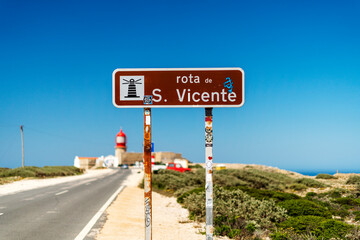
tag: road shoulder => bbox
[96,169,206,240]
[0,168,115,196]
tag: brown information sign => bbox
[112,68,244,108]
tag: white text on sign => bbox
[152,74,237,103]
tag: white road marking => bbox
[47,211,57,214]
[74,185,125,240]
[24,198,34,201]
[0,213,3,216]
[0,207,6,209]
[55,190,68,196]
[57,179,96,191]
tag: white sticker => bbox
[146,116,151,125]
[206,198,213,207]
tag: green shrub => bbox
[346,175,360,185]
[314,197,351,219]
[270,230,289,240]
[41,166,83,176]
[306,192,317,198]
[0,166,83,178]
[213,172,248,187]
[334,197,356,206]
[278,216,325,234]
[270,228,313,240]
[189,164,203,169]
[153,161,165,165]
[307,196,350,219]
[269,191,300,202]
[294,178,327,188]
[353,211,360,221]
[177,187,204,204]
[215,223,244,238]
[318,219,353,239]
[215,168,295,190]
[184,187,288,237]
[0,168,36,178]
[278,216,353,239]
[333,197,360,209]
[0,168,10,173]
[245,222,257,233]
[278,199,332,218]
[316,174,337,179]
[151,169,205,195]
[319,188,348,199]
[225,186,300,202]
[334,209,351,219]
[346,226,360,240]
[289,183,307,191]
[153,168,299,196]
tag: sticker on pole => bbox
[112,68,244,108]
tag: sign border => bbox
[112,68,245,108]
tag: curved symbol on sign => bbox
[224,77,234,93]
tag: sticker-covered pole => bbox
[205,108,213,240]
[144,108,152,240]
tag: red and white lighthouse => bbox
[115,129,127,150]
[115,129,127,164]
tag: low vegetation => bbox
[276,216,354,239]
[224,186,300,202]
[0,166,84,184]
[152,168,360,239]
[346,175,360,185]
[189,164,203,169]
[184,187,287,238]
[278,199,332,218]
[215,168,295,190]
[316,173,338,179]
[294,178,328,188]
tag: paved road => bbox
[0,168,131,240]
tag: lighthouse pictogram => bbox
[123,78,142,98]
[119,75,144,101]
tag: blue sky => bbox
[0,0,359,173]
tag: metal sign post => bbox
[144,108,152,240]
[205,108,214,239]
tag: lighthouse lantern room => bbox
[115,129,127,165]
[116,129,127,150]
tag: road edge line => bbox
[74,185,126,240]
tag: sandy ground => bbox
[96,169,223,240]
[0,168,115,196]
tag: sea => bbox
[296,170,359,176]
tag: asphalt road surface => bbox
[0,168,131,240]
